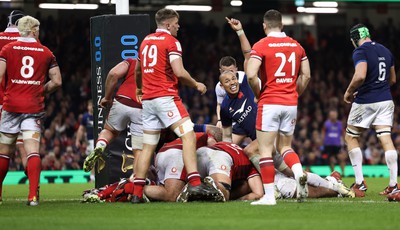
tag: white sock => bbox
[291,163,304,180]
[96,139,108,149]
[385,150,398,187]
[306,172,333,190]
[348,147,364,184]
[263,183,275,200]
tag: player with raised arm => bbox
[0,16,62,206]
[215,17,250,129]
[344,24,398,197]
[132,8,219,203]
[246,9,311,205]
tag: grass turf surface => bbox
[1,177,399,230]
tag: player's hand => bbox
[100,98,112,109]
[216,120,222,128]
[225,17,243,32]
[75,141,81,149]
[196,82,207,95]
[343,91,353,104]
[136,88,143,103]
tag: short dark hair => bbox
[155,8,179,26]
[263,9,282,29]
[8,10,24,26]
[219,56,237,67]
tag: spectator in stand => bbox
[321,110,346,175]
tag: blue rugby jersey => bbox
[81,112,94,141]
[220,75,257,140]
[352,41,394,104]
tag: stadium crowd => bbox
[2,12,400,173]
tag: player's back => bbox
[210,142,258,181]
[0,28,20,105]
[116,58,141,107]
[251,34,307,106]
[0,38,57,113]
[0,29,20,49]
[139,30,180,100]
[353,41,393,104]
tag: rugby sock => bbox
[95,138,108,149]
[384,150,398,187]
[133,178,146,198]
[187,172,201,186]
[259,157,275,198]
[306,172,333,189]
[97,182,119,199]
[263,183,275,199]
[0,154,10,198]
[282,149,303,179]
[348,147,364,184]
[27,153,41,200]
[249,155,261,173]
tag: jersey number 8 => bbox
[20,56,34,79]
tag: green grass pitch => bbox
[1,177,399,230]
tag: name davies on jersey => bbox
[276,78,293,83]
[11,79,41,85]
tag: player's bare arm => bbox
[246,58,262,99]
[0,60,6,84]
[44,66,62,94]
[134,60,143,103]
[225,17,252,71]
[222,125,233,142]
[344,62,367,103]
[101,61,129,108]
[389,66,396,86]
[296,59,311,96]
[170,57,207,95]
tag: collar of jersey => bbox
[267,31,286,38]
[4,27,19,33]
[17,37,37,43]
[156,29,171,35]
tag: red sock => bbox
[0,154,10,198]
[27,153,41,200]
[133,178,146,198]
[187,172,201,186]
[282,149,301,168]
[259,157,275,184]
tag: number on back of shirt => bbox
[21,56,34,79]
[378,61,386,81]
[275,52,295,77]
[141,45,157,67]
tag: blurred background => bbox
[2,0,400,173]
